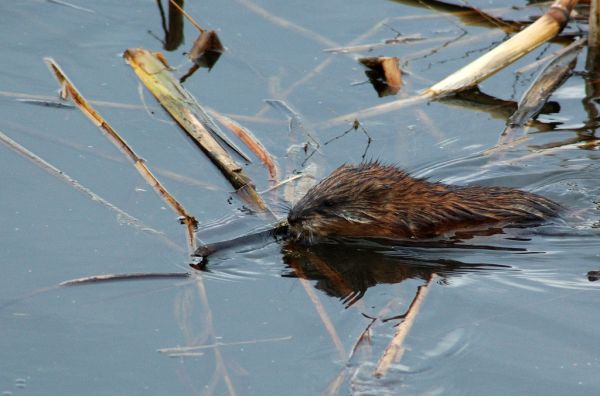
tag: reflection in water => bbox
[281,238,512,307]
[156,0,185,51]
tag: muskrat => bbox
[287,162,560,241]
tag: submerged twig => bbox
[373,274,437,378]
[158,335,292,354]
[0,129,184,251]
[323,34,423,54]
[59,272,190,287]
[44,57,198,254]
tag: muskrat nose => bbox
[287,209,300,225]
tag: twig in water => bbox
[158,335,292,354]
[44,57,198,254]
[0,129,183,251]
[210,110,280,181]
[59,272,190,287]
[373,274,437,378]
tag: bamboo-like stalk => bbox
[373,274,436,378]
[44,58,198,254]
[424,0,579,96]
[59,272,190,286]
[210,110,280,181]
[168,0,205,33]
[589,0,600,47]
[123,48,272,214]
[322,0,578,126]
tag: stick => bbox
[168,0,205,33]
[590,0,600,47]
[0,129,185,252]
[59,272,190,286]
[373,274,437,378]
[210,110,280,181]
[44,57,198,254]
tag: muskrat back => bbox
[287,162,560,241]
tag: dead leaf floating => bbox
[358,56,402,97]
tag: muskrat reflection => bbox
[281,239,510,307]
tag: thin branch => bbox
[0,129,183,251]
[210,110,280,181]
[168,0,205,33]
[44,58,198,254]
[373,274,437,378]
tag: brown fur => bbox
[287,162,560,241]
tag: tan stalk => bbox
[373,274,437,378]
[589,0,600,47]
[425,0,579,96]
[323,0,579,126]
[210,110,280,181]
[44,58,198,253]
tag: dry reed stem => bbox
[373,274,437,378]
[7,118,223,191]
[234,0,337,48]
[2,90,285,124]
[0,129,188,253]
[424,0,579,96]
[299,276,346,361]
[168,0,205,33]
[44,57,198,254]
[254,13,392,118]
[123,48,272,215]
[589,0,600,47]
[323,34,423,54]
[288,259,346,361]
[193,276,238,396]
[319,94,431,128]
[158,335,292,354]
[59,272,189,286]
[210,111,280,181]
[323,1,578,127]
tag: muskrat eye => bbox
[322,198,336,207]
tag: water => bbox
[1,0,600,395]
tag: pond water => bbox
[2,0,600,395]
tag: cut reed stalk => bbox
[424,0,579,96]
[373,274,437,378]
[44,58,198,254]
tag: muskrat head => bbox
[287,162,406,241]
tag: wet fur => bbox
[287,162,560,241]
